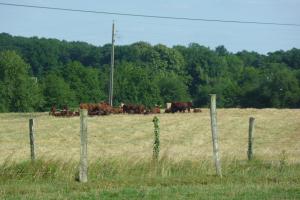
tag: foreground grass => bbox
[1,158,299,199]
[0,110,299,198]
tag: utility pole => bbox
[109,21,115,106]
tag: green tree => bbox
[156,73,190,104]
[62,61,105,103]
[42,73,76,109]
[114,62,161,107]
[1,33,300,109]
[260,64,300,108]
[195,78,240,107]
[238,67,263,107]
[0,50,41,112]
[154,44,186,74]
[215,45,229,56]
[0,82,8,112]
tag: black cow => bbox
[171,102,192,113]
[122,104,145,114]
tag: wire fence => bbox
[0,111,299,165]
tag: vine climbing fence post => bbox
[29,118,35,162]
[152,116,160,164]
[209,94,222,177]
[247,117,255,160]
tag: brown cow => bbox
[79,103,89,110]
[80,102,112,116]
[80,103,96,115]
[151,107,161,114]
[193,108,202,113]
[122,104,145,114]
[97,102,112,115]
[50,105,78,117]
[112,107,123,114]
[144,106,160,115]
[49,106,56,115]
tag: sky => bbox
[0,0,300,54]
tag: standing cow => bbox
[122,104,145,114]
[79,102,112,115]
[171,102,193,113]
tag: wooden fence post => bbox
[29,118,35,161]
[209,94,222,177]
[247,117,255,160]
[79,109,88,183]
[152,116,160,163]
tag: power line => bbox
[1,2,300,27]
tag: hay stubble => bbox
[0,109,299,163]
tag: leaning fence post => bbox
[247,117,255,160]
[79,109,88,183]
[209,94,222,177]
[29,118,35,161]
[152,116,160,163]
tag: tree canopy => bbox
[0,33,300,112]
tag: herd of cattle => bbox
[49,102,202,117]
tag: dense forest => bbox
[0,32,300,112]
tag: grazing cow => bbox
[151,107,161,114]
[164,108,172,113]
[112,107,123,114]
[80,102,112,116]
[79,103,89,110]
[122,104,145,114]
[97,102,113,115]
[171,102,193,113]
[80,103,96,115]
[49,106,56,115]
[61,105,69,116]
[49,105,78,117]
[193,108,202,113]
[144,106,161,115]
[143,108,151,115]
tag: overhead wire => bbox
[0,2,300,27]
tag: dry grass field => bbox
[1,109,300,199]
[1,108,299,163]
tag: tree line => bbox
[0,33,299,112]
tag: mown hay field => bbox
[1,109,300,199]
[1,108,299,163]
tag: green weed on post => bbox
[152,116,160,163]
